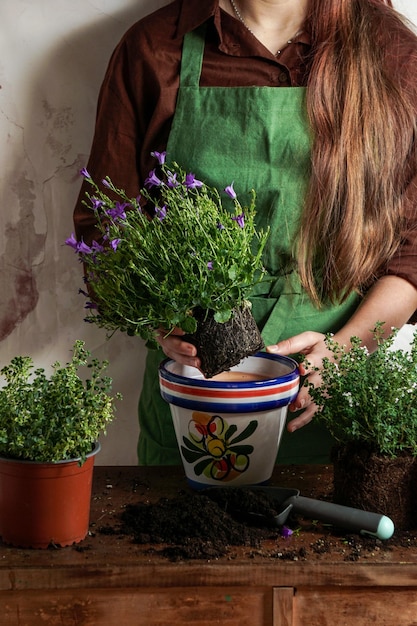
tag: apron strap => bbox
[179,24,206,88]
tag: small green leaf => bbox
[214,310,232,324]
[180,316,198,334]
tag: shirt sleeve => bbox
[383,35,417,322]
[73,35,143,244]
[385,172,417,322]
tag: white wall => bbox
[1,1,416,465]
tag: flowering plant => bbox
[67,152,269,346]
[306,323,417,458]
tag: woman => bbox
[74,0,417,465]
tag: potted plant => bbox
[0,340,121,548]
[306,322,417,529]
[66,151,269,378]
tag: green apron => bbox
[138,25,360,465]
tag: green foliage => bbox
[73,159,269,343]
[306,323,417,458]
[0,341,121,463]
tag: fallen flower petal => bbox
[281,526,293,538]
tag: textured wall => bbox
[0,0,416,465]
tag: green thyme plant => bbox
[306,323,417,458]
[66,152,269,342]
[0,341,121,463]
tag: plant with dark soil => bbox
[306,323,417,458]
[67,153,269,373]
[306,323,417,529]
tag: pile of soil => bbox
[183,304,264,378]
[116,489,283,561]
[98,486,417,562]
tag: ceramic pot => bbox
[0,442,100,548]
[159,353,299,489]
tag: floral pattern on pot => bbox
[182,411,258,482]
[159,353,300,489]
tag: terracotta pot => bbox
[159,353,299,489]
[0,442,100,548]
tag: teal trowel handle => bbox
[289,495,394,540]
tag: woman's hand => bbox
[266,331,332,432]
[265,277,417,433]
[155,327,201,370]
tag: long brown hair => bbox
[298,0,417,304]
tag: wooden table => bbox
[1,465,416,625]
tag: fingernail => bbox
[290,400,304,412]
[266,345,279,353]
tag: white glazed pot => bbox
[159,353,299,489]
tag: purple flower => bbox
[91,240,105,253]
[65,233,78,250]
[110,238,121,251]
[207,261,213,270]
[155,204,167,221]
[107,201,128,221]
[77,240,93,255]
[91,197,104,210]
[185,172,203,189]
[102,178,111,189]
[166,171,179,188]
[232,213,245,228]
[80,167,91,179]
[224,182,236,200]
[151,150,166,165]
[85,301,98,310]
[217,221,225,231]
[144,169,163,188]
[281,526,293,539]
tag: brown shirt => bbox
[74,0,417,307]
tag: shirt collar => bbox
[176,0,219,38]
[175,0,311,56]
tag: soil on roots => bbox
[331,443,417,530]
[183,304,264,378]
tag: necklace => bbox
[229,0,302,56]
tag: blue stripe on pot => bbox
[159,353,300,488]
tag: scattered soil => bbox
[98,485,417,562]
[183,304,264,378]
[332,443,417,530]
